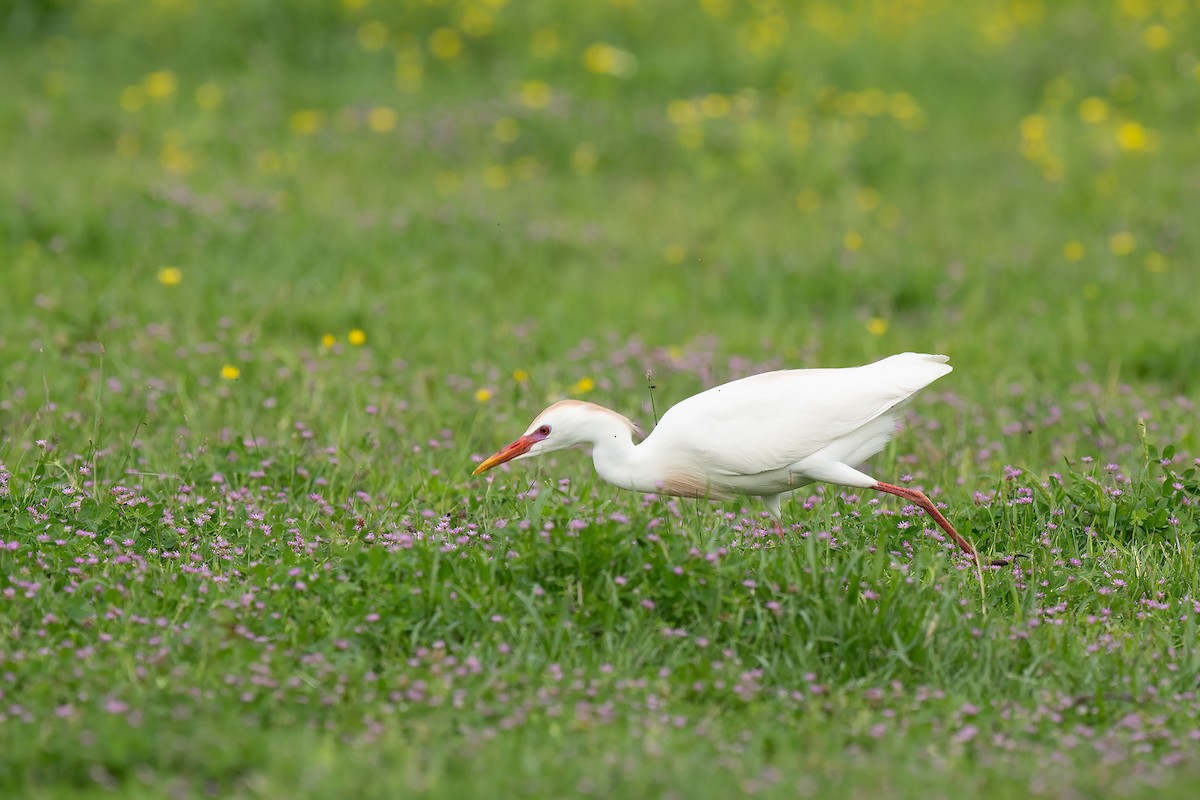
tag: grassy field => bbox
[3,0,1200,796]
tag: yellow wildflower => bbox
[741,14,789,54]
[1109,232,1136,255]
[367,106,396,133]
[429,28,462,60]
[843,231,864,251]
[461,7,494,38]
[571,377,595,395]
[583,43,638,78]
[1116,122,1153,152]
[143,70,177,99]
[348,329,367,346]
[513,369,529,384]
[980,12,1015,47]
[519,80,552,109]
[663,244,685,264]
[1142,24,1170,50]
[1119,0,1150,20]
[220,365,241,381]
[666,100,698,126]
[1077,97,1108,124]
[866,318,888,336]
[1062,241,1085,261]
[395,51,423,91]
[289,110,322,135]
[160,142,193,174]
[889,93,921,122]
[1144,252,1165,273]
[157,266,183,286]
[1019,114,1046,140]
[475,388,493,403]
[788,118,810,148]
[483,164,509,189]
[321,333,336,349]
[571,142,598,174]
[699,94,730,118]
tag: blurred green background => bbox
[4,0,1198,399]
[5,3,1200,797]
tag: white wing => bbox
[646,353,952,477]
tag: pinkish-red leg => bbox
[873,482,1009,566]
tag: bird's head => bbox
[472,400,637,475]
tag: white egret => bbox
[473,353,1003,564]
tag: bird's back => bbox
[644,353,952,479]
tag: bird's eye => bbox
[537,425,551,436]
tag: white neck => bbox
[580,412,662,494]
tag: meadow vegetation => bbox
[2,0,1200,796]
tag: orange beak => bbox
[472,434,538,475]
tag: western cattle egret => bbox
[473,353,1000,564]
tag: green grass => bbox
[3,0,1200,796]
